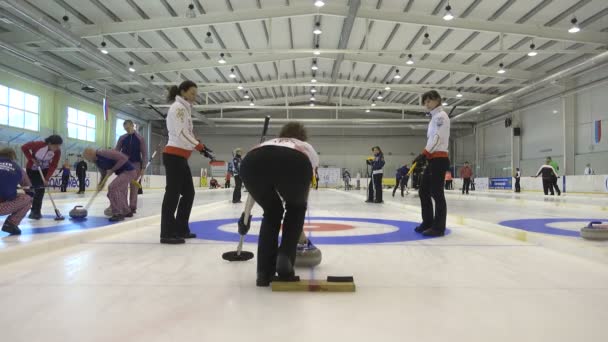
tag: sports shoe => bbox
[2,221,22,235]
[109,214,124,222]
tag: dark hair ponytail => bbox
[45,134,63,145]
[167,80,197,102]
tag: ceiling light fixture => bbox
[442,101,448,106]
[313,22,322,35]
[385,82,391,91]
[61,15,71,29]
[310,87,317,93]
[186,3,196,19]
[497,62,506,74]
[456,89,463,98]
[311,60,318,70]
[309,102,315,107]
[310,94,316,101]
[128,61,135,73]
[393,69,401,79]
[371,100,376,107]
[313,44,321,55]
[422,32,432,45]
[229,68,236,78]
[365,109,370,113]
[527,43,538,57]
[205,31,213,44]
[443,4,454,21]
[237,81,243,90]
[377,92,383,100]
[244,90,250,99]
[406,54,414,65]
[218,53,226,64]
[100,40,108,54]
[568,17,580,33]
[249,99,255,106]
[314,0,325,8]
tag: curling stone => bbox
[295,239,322,267]
[69,205,88,219]
[580,221,608,240]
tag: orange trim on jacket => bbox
[422,149,448,160]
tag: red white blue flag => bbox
[102,97,109,121]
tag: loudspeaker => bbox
[513,127,521,136]
[505,117,512,127]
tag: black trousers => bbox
[542,177,553,195]
[60,175,69,192]
[515,178,521,192]
[26,168,47,214]
[462,177,471,194]
[419,158,450,232]
[393,176,407,196]
[77,174,86,192]
[232,175,242,203]
[368,173,383,202]
[161,153,195,238]
[551,176,561,195]
[240,146,312,276]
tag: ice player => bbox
[514,167,521,193]
[546,157,561,196]
[58,161,72,192]
[21,135,63,220]
[0,148,33,235]
[232,148,243,203]
[412,90,450,237]
[392,164,410,197]
[534,161,559,196]
[161,80,214,244]
[366,146,385,203]
[239,122,319,287]
[343,169,351,190]
[115,120,147,215]
[75,156,87,194]
[83,148,138,222]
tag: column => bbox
[561,80,576,175]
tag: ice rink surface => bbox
[1,188,607,342]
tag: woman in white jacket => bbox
[161,80,214,244]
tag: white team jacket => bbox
[166,96,202,151]
[423,106,451,159]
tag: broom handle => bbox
[84,174,110,210]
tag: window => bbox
[67,107,96,142]
[115,118,125,144]
[0,84,39,131]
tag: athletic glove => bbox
[201,146,216,161]
[413,153,426,165]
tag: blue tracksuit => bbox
[0,157,24,202]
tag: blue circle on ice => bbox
[190,216,450,244]
[0,215,122,237]
[499,218,607,237]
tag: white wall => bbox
[575,67,608,175]
[478,120,511,177]
[473,63,608,177]
[519,97,563,176]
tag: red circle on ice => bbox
[303,222,355,232]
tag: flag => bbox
[102,97,109,121]
[594,120,601,144]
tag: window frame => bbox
[0,84,40,132]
